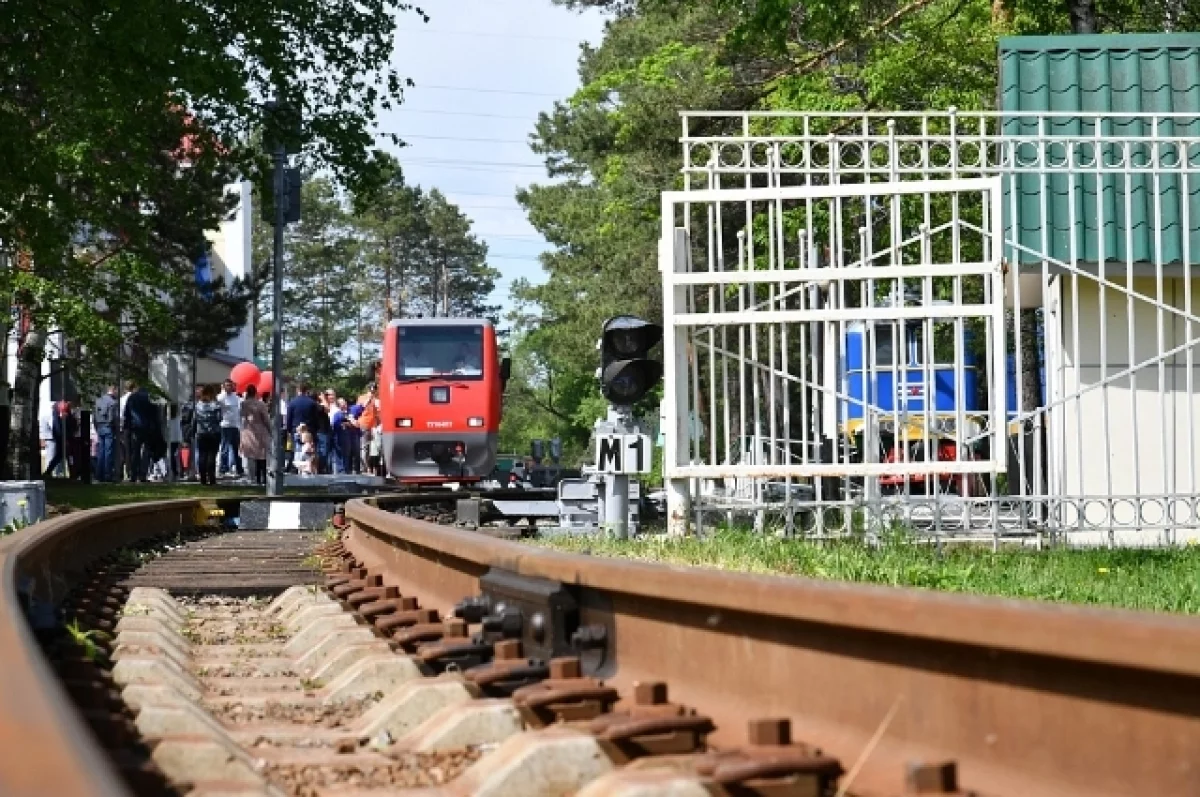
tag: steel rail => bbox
[345,496,1200,797]
[0,500,201,797]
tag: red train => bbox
[378,318,509,484]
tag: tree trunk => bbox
[992,0,1011,25]
[1017,308,1043,494]
[8,326,45,480]
[384,255,393,323]
[1068,0,1098,33]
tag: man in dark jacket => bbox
[286,382,320,457]
[122,381,158,482]
[92,385,117,482]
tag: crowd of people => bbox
[40,376,387,485]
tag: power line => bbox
[395,27,589,43]
[457,202,529,210]
[401,160,546,173]
[403,156,544,167]
[408,83,562,98]
[441,189,521,198]
[394,108,535,121]
[399,133,531,144]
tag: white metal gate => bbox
[663,111,1200,545]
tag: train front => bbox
[380,318,501,483]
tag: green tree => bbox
[278,179,360,386]
[423,190,500,320]
[502,0,1194,465]
[355,168,434,324]
[258,166,502,393]
[1,0,423,476]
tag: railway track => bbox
[1,495,1199,797]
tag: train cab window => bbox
[398,326,485,381]
[871,324,895,367]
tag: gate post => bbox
[661,222,693,536]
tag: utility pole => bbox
[265,98,302,496]
[268,139,286,496]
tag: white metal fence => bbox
[662,111,1200,546]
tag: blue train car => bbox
[843,318,982,426]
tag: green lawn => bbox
[532,530,1200,614]
[45,481,263,512]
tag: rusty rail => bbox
[0,500,202,797]
[345,496,1200,797]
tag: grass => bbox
[44,481,253,512]
[532,529,1200,614]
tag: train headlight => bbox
[468,417,484,427]
[430,386,450,404]
[397,418,412,428]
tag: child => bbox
[367,423,382,476]
[295,423,315,476]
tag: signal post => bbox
[594,315,662,538]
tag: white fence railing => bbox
[663,111,1200,546]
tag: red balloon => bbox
[256,370,274,397]
[230,361,261,393]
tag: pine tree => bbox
[281,178,359,386]
[355,169,432,323]
[423,190,500,320]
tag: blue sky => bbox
[375,0,609,317]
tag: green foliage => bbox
[255,164,499,390]
[280,178,361,386]
[534,529,1200,613]
[64,619,112,663]
[503,0,1190,472]
[0,0,420,263]
[0,516,29,538]
[0,0,423,476]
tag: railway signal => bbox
[598,315,663,406]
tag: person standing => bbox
[314,401,331,474]
[180,386,202,480]
[38,403,56,477]
[92,385,117,482]
[239,384,270,486]
[119,381,135,481]
[286,382,319,456]
[194,385,223,486]
[356,384,378,475]
[166,404,184,482]
[122,382,157,482]
[217,379,244,479]
[41,401,77,479]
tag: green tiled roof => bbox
[999,34,1200,267]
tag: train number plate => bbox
[594,433,652,475]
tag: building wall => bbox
[1055,275,1200,501]
[210,181,253,362]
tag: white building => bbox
[150,180,256,402]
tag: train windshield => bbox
[396,325,485,381]
[870,321,961,367]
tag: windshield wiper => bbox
[399,373,477,383]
